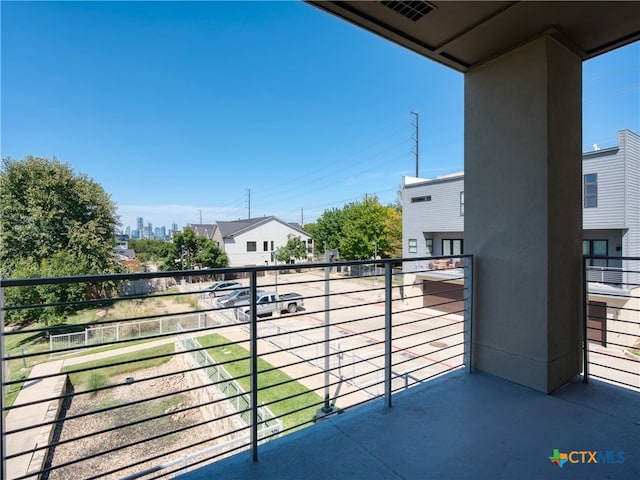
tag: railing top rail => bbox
[0,255,473,288]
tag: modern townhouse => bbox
[195,216,313,266]
[402,129,640,350]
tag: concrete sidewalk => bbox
[5,360,65,480]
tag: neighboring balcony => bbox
[1,256,638,480]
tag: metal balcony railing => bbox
[1,256,472,480]
[583,256,640,390]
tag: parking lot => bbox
[196,270,467,402]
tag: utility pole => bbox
[199,209,202,224]
[300,208,304,226]
[246,188,251,219]
[411,111,419,177]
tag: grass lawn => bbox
[197,334,324,432]
[62,344,175,390]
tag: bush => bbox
[86,371,108,397]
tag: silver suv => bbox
[205,281,244,297]
[217,288,263,308]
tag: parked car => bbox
[235,291,304,318]
[204,281,244,297]
[216,288,262,308]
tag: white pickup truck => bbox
[235,291,303,318]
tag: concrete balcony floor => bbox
[180,371,639,480]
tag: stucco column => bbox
[465,34,583,393]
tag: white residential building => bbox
[208,216,312,267]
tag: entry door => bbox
[586,301,607,347]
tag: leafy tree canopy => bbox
[308,196,402,261]
[305,207,347,256]
[276,234,309,263]
[1,156,121,325]
[1,156,120,274]
[339,197,389,260]
[161,228,228,270]
[128,239,171,263]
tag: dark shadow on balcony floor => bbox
[179,371,640,480]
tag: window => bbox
[263,241,269,251]
[270,241,274,251]
[442,239,463,256]
[460,191,464,216]
[425,238,433,254]
[583,239,608,267]
[247,241,257,252]
[408,239,418,253]
[411,195,431,203]
[584,173,598,208]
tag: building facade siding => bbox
[402,130,639,287]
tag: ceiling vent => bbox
[379,1,435,22]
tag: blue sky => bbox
[2,1,638,232]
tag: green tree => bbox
[1,156,120,274]
[161,228,228,270]
[305,207,347,256]
[383,203,403,259]
[339,196,389,260]
[128,239,171,263]
[1,156,121,325]
[276,234,309,263]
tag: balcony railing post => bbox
[463,256,473,373]
[322,259,331,412]
[582,257,589,383]
[249,270,259,461]
[384,261,393,407]
[1,287,6,480]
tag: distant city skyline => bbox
[121,216,181,241]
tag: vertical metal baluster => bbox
[1,287,6,480]
[323,258,331,413]
[385,261,393,407]
[249,270,259,460]
[583,256,589,383]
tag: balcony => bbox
[1,256,638,480]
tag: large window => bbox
[408,239,418,253]
[584,173,598,208]
[442,239,463,256]
[583,239,608,267]
[247,241,257,252]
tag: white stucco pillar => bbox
[465,34,583,393]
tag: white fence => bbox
[176,325,282,436]
[49,312,213,356]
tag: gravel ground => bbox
[46,358,240,480]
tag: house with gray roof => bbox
[208,216,312,266]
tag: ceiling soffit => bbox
[308,1,640,72]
